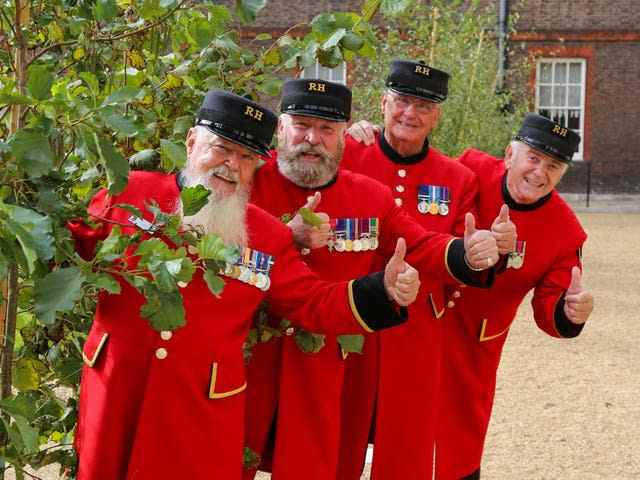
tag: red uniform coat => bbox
[69,171,388,480]
[337,134,479,479]
[435,149,587,479]
[244,156,469,480]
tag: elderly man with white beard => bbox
[243,79,502,480]
[68,90,424,480]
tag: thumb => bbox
[498,204,510,223]
[304,191,321,211]
[464,212,476,238]
[567,266,582,294]
[390,237,407,271]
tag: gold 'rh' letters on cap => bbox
[415,65,431,76]
[552,125,568,137]
[308,82,326,92]
[244,106,264,121]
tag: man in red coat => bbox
[338,60,515,480]
[243,79,502,480]
[435,113,595,479]
[68,90,425,480]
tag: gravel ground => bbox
[7,211,640,480]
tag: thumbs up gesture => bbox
[384,238,421,306]
[288,191,331,250]
[491,204,517,255]
[563,266,594,324]
[463,212,499,270]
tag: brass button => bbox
[398,169,407,178]
[160,331,173,341]
[395,185,405,193]
[285,327,295,336]
[395,198,403,207]
[301,248,310,256]
[447,301,456,308]
[453,290,461,298]
[155,347,168,359]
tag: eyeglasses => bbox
[387,92,437,114]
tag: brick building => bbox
[239,0,640,194]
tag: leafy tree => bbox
[0,0,410,476]
[351,0,528,158]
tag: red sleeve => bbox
[452,168,479,237]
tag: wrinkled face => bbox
[276,114,345,188]
[184,127,259,197]
[381,90,440,145]
[504,141,569,204]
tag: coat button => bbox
[160,331,173,341]
[395,185,405,193]
[447,301,456,308]
[155,347,168,359]
[395,198,403,207]
[301,248,310,256]
[285,327,295,336]
[398,169,407,178]
[453,290,461,298]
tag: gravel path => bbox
[8,212,640,479]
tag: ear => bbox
[380,91,389,114]
[504,143,513,169]
[432,104,442,124]
[185,128,197,155]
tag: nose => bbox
[223,151,241,170]
[304,127,322,145]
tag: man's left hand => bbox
[491,204,517,255]
[564,266,594,324]
[384,237,420,306]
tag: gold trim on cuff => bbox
[348,280,374,333]
[82,333,109,367]
[429,293,446,319]
[208,362,247,399]
[478,318,509,342]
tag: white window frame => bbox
[535,58,586,160]
[301,60,347,85]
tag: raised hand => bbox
[463,212,499,270]
[287,191,331,250]
[563,266,594,324]
[491,204,517,255]
[346,120,380,145]
[384,238,421,306]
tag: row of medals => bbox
[418,199,449,216]
[328,235,379,253]
[223,263,271,291]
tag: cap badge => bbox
[414,65,431,76]
[551,125,568,138]
[307,82,327,92]
[244,105,264,121]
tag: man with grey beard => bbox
[243,79,501,480]
[69,89,424,480]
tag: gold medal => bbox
[232,265,242,278]
[429,202,439,215]
[345,239,353,252]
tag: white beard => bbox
[276,136,343,188]
[178,171,249,248]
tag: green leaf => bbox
[323,28,347,49]
[243,446,261,470]
[1,204,54,273]
[381,0,412,16]
[361,0,381,22]
[34,267,86,325]
[0,93,34,105]
[102,114,141,137]
[263,48,281,66]
[181,185,211,217]
[102,86,140,106]
[256,77,282,97]
[140,285,185,331]
[294,330,325,354]
[235,0,267,23]
[94,133,129,195]
[0,393,37,421]
[337,334,365,355]
[203,269,225,297]
[341,32,365,52]
[297,207,323,228]
[95,0,118,22]
[9,129,54,178]
[255,33,272,41]
[27,64,54,100]
[13,358,40,391]
[14,416,39,454]
[92,273,122,294]
[160,139,187,172]
[129,149,160,171]
[79,71,100,96]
